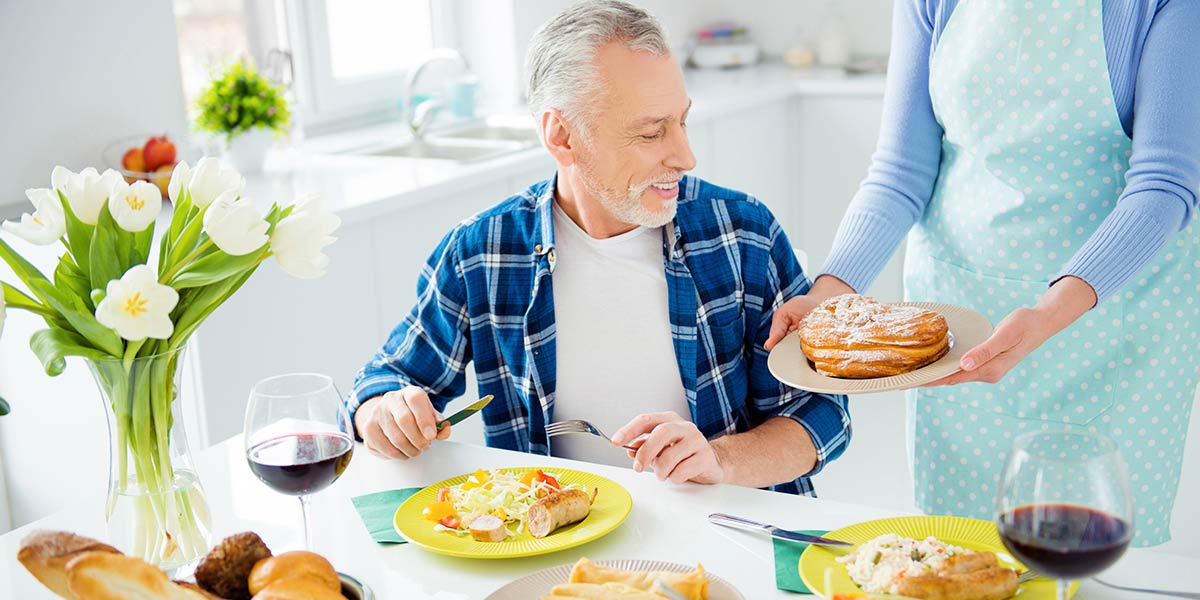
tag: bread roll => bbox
[64,551,210,600]
[195,531,273,599]
[251,575,346,600]
[17,529,121,599]
[248,551,340,596]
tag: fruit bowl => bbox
[102,133,201,198]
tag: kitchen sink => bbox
[360,140,526,162]
[338,115,541,163]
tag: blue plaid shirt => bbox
[349,175,851,495]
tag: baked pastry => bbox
[248,551,340,596]
[64,551,214,600]
[195,531,273,599]
[17,529,121,599]
[251,574,347,600]
[798,294,950,378]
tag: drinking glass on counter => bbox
[244,373,354,550]
[996,430,1133,600]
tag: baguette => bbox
[65,551,212,600]
[17,530,121,599]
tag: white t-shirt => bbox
[549,203,690,467]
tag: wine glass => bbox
[996,430,1133,600]
[244,373,354,550]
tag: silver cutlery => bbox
[708,513,853,547]
[545,419,640,451]
[1091,577,1200,599]
[1017,568,1043,584]
[654,578,688,600]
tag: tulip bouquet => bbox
[0,158,338,569]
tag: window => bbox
[174,0,451,134]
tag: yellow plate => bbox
[393,467,632,559]
[798,515,1078,598]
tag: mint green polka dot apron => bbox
[906,0,1200,545]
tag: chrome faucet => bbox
[405,48,469,140]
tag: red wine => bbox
[247,432,354,496]
[998,503,1131,579]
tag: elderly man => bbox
[347,0,850,494]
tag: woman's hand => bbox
[764,275,856,350]
[926,276,1098,386]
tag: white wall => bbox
[0,0,189,216]
[454,0,893,109]
[0,0,190,528]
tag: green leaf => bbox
[161,189,193,271]
[0,395,9,416]
[30,328,115,376]
[169,265,257,348]
[170,249,264,289]
[2,281,46,313]
[26,278,123,357]
[55,256,93,311]
[0,236,55,304]
[58,190,94,279]
[133,225,154,267]
[167,209,206,270]
[88,203,125,293]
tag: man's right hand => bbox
[763,275,856,350]
[355,386,451,460]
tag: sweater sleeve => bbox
[818,0,945,293]
[1054,0,1200,302]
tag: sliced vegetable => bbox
[422,501,457,522]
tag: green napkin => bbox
[351,488,423,544]
[773,530,830,594]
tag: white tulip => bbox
[2,188,67,245]
[51,166,122,225]
[203,191,269,256]
[187,158,244,209]
[95,264,179,341]
[270,195,341,279]
[167,160,192,204]
[108,180,162,232]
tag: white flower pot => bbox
[224,127,275,173]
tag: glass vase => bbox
[88,346,212,574]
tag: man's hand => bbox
[764,275,855,350]
[355,386,451,460]
[611,412,724,485]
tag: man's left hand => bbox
[611,412,724,484]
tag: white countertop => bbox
[3,436,1197,599]
[239,64,886,227]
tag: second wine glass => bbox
[996,430,1133,600]
[244,373,354,551]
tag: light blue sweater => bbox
[821,0,1200,302]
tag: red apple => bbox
[142,135,176,171]
[121,146,146,182]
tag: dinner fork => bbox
[545,419,641,451]
[1017,569,1043,584]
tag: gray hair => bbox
[525,0,671,133]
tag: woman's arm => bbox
[1053,0,1200,304]
[818,0,945,294]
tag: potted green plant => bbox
[195,60,291,173]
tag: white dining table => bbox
[2,436,1197,599]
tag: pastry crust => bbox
[798,294,950,378]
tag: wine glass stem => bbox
[299,494,313,550]
[1057,578,1072,600]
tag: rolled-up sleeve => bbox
[347,228,473,437]
[750,207,852,477]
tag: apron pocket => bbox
[906,252,1122,424]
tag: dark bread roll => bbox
[195,532,272,600]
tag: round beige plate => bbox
[767,302,993,394]
[487,559,745,600]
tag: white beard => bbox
[578,163,678,229]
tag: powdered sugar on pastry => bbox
[797,294,950,378]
